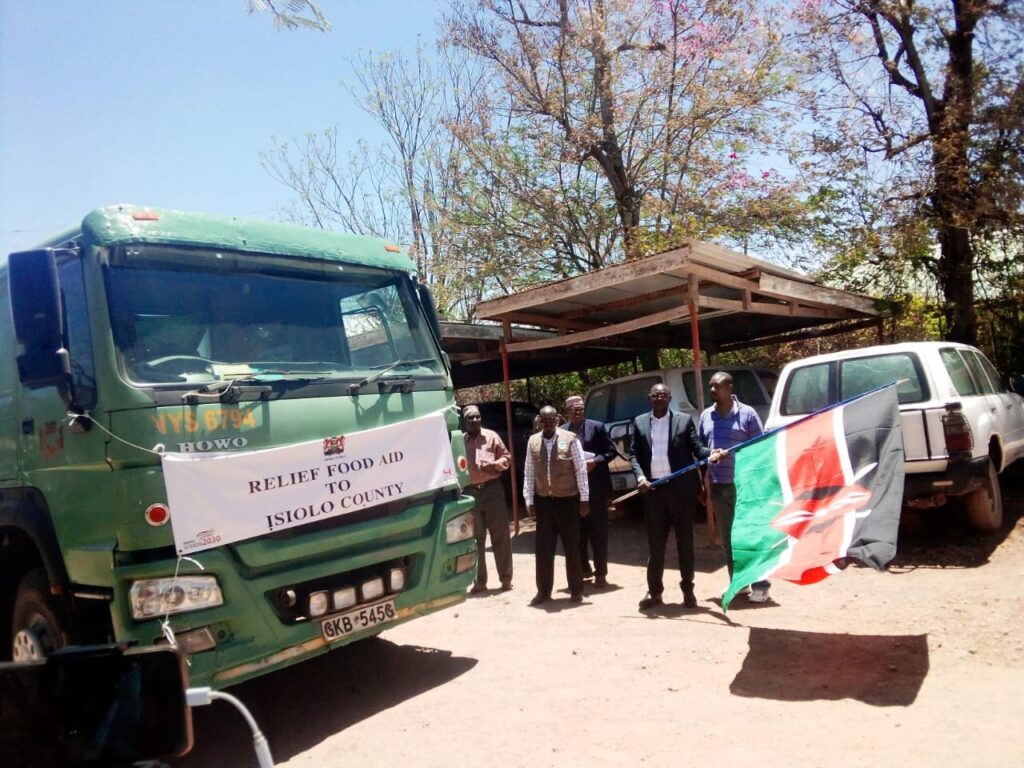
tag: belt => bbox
[467,479,497,491]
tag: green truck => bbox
[1,205,477,687]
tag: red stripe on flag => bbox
[785,409,844,498]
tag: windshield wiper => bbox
[182,378,274,404]
[347,357,432,396]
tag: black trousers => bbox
[643,480,696,596]
[534,494,584,598]
[578,495,608,577]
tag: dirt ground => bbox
[177,478,1024,768]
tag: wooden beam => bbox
[475,246,691,319]
[560,283,690,320]
[666,261,760,293]
[716,317,884,352]
[440,322,553,343]
[688,274,704,413]
[696,295,852,319]
[758,273,878,315]
[448,352,491,362]
[498,311,600,333]
[506,304,690,353]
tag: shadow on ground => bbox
[730,628,929,706]
[173,638,476,767]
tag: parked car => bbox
[584,366,779,495]
[765,341,1024,531]
[462,400,540,505]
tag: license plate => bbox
[320,599,397,642]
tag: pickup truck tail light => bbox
[941,402,973,459]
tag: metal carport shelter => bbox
[469,239,884,528]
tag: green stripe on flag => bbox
[722,432,787,610]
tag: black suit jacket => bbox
[629,410,710,497]
[567,418,616,501]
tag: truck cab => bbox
[1,206,478,686]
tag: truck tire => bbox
[964,461,1003,533]
[11,568,67,662]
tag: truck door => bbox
[0,282,20,480]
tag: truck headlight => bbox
[130,576,223,620]
[445,512,474,543]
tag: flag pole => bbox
[609,380,901,507]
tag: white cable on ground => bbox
[186,687,274,768]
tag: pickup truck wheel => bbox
[11,568,67,662]
[964,462,1003,533]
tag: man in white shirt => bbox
[629,383,714,610]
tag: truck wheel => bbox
[964,462,1003,533]
[11,568,67,662]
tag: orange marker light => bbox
[132,211,161,221]
[384,244,401,253]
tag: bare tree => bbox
[247,0,330,31]
[445,0,796,261]
[794,0,1024,345]
[261,45,493,320]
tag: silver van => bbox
[584,367,778,494]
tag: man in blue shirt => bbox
[698,371,772,603]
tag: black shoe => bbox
[581,566,594,579]
[500,581,513,592]
[529,593,550,607]
[594,575,609,589]
[683,589,697,609]
[570,593,583,604]
[638,593,663,610]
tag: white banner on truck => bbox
[162,411,457,554]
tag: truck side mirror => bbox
[8,249,71,390]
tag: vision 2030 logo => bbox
[323,435,346,456]
[184,528,221,551]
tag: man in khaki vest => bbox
[523,406,590,606]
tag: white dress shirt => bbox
[649,413,671,479]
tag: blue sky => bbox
[0,0,443,257]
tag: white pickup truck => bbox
[765,341,1024,531]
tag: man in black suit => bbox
[565,395,617,589]
[629,382,715,610]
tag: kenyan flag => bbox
[722,385,905,610]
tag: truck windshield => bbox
[105,246,443,385]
